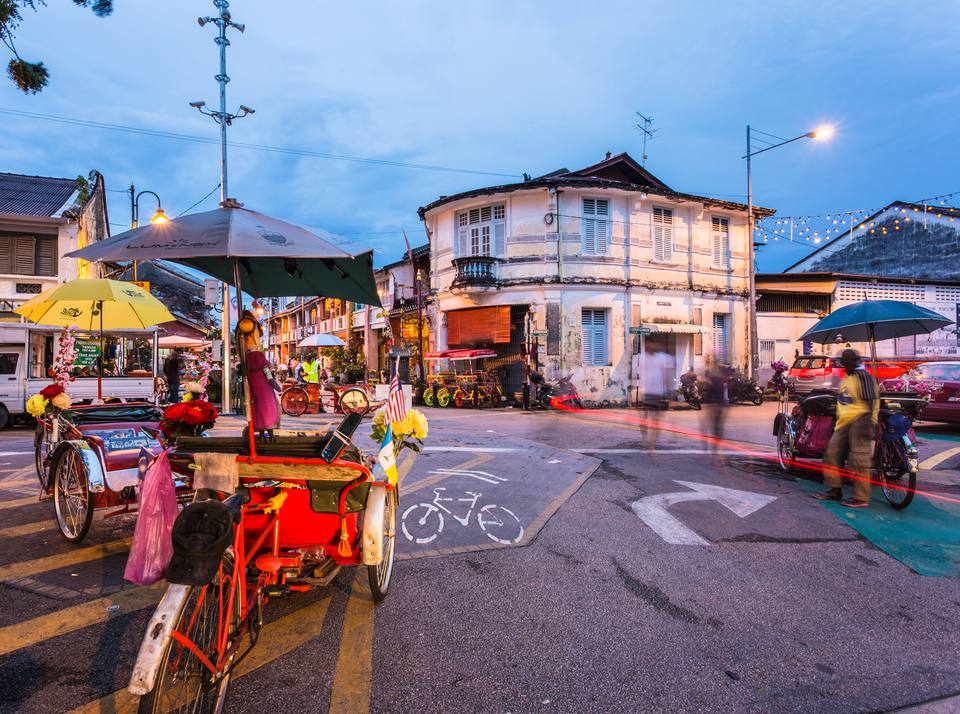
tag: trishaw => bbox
[279,380,381,416]
[773,389,926,509]
[34,402,192,542]
[421,349,504,408]
[67,203,397,712]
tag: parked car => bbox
[885,361,960,425]
[787,356,908,395]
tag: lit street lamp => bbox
[129,185,167,280]
[744,124,833,379]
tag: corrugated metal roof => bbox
[0,172,78,217]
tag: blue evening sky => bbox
[1,1,957,271]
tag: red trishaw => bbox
[68,204,398,713]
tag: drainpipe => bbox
[552,186,564,374]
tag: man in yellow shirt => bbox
[814,349,879,508]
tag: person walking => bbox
[813,348,879,508]
[286,355,300,383]
[163,348,182,404]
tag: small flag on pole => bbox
[376,422,398,485]
[386,365,407,424]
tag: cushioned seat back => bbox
[63,403,163,425]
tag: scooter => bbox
[728,373,764,405]
[677,370,702,410]
[529,371,584,409]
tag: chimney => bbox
[605,151,612,159]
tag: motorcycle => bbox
[529,371,584,409]
[728,373,764,405]
[677,370,702,410]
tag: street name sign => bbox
[629,327,652,335]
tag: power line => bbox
[176,184,221,217]
[0,107,523,179]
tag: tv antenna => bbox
[634,112,660,167]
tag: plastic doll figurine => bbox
[236,310,281,436]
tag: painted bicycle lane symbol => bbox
[400,468,525,546]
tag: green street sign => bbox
[532,330,549,336]
[629,327,652,336]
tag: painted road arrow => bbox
[631,480,777,546]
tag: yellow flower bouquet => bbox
[371,407,428,456]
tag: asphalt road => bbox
[0,403,959,713]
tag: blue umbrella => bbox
[798,300,953,374]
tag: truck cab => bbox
[0,337,25,429]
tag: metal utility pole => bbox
[634,112,660,167]
[191,0,254,415]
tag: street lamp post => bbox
[128,186,168,281]
[744,125,833,379]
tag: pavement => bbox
[0,402,958,712]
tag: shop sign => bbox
[74,341,101,366]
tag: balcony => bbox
[452,256,501,288]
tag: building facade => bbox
[419,153,771,405]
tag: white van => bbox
[0,324,158,428]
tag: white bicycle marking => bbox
[428,468,509,485]
[400,484,524,546]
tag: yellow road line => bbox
[0,478,38,490]
[919,445,960,471]
[0,495,40,511]
[0,538,130,582]
[0,518,54,540]
[328,573,375,714]
[67,594,334,714]
[0,583,163,657]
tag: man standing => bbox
[302,353,319,384]
[814,349,879,508]
[163,348,182,404]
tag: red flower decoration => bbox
[40,383,65,399]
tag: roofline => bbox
[0,211,68,225]
[783,200,956,272]
[0,171,79,182]
[758,270,960,287]
[418,177,775,218]
[379,243,430,271]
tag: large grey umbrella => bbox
[66,204,380,304]
[298,333,346,347]
[798,299,953,375]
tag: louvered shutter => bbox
[14,237,35,275]
[37,239,57,276]
[493,222,505,257]
[581,311,595,365]
[653,208,673,262]
[457,226,469,257]
[582,198,609,255]
[712,313,728,362]
[581,309,608,366]
[711,217,729,268]
[583,214,596,254]
[0,239,12,274]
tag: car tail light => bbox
[823,365,832,375]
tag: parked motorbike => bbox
[677,369,702,410]
[728,373,764,405]
[529,371,584,409]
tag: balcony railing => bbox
[452,256,501,288]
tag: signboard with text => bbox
[74,341,101,366]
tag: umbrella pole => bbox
[232,259,256,459]
[869,323,878,378]
[98,301,103,401]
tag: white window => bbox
[581,198,610,255]
[456,204,505,258]
[759,339,776,366]
[711,216,730,269]
[581,309,609,366]
[652,207,674,262]
[712,313,729,363]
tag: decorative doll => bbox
[236,310,281,435]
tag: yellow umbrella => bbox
[15,279,175,399]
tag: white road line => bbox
[0,451,32,457]
[573,448,774,455]
[919,445,960,471]
[424,447,519,453]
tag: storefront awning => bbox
[424,349,498,361]
[641,323,705,334]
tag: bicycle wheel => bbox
[453,389,465,408]
[280,387,309,417]
[422,387,435,407]
[35,421,55,487]
[50,443,94,543]
[138,554,239,714]
[436,388,452,408]
[776,418,794,473]
[477,504,524,545]
[368,492,397,602]
[876,440,916,510]
[400,503,444,544]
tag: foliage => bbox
[371,408,428,456]
[321,345,366,383]
[1,0,114,93]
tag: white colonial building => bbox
[418,153,773,405]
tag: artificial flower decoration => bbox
[26,394,49,418]
[371,407,428,456]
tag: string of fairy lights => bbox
[755,189,960,247]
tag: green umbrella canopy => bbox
[798,300,953,344]
[66,205,381,305]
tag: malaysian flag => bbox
[386,369,407,424]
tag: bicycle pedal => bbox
[263,584,290,597]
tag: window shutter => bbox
[14,237,35,275]
[711,216,729,268]
[582,198,609,255]
[457,227,468,258]
[0,239,12,274]
[37,239,56,276]
[581,309,608,366]
[493,222,505,257]
[583,216,596,254]
[653,207,673,262]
